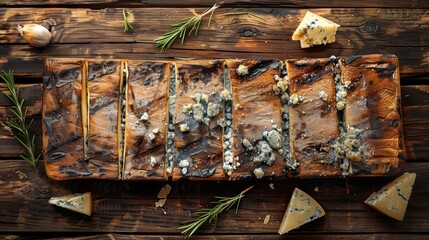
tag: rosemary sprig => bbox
[0,71,40,168]
[154,4,219,52]
[178,185,253,238]
[123,9,133,32]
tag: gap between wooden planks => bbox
[1,85,429,160]
[0,160,428,233]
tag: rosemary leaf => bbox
[123,9,134,32]
[0,70,40,169]
[154,4,219,52]
[178,185,253,238]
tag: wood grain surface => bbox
[0,1,428,239]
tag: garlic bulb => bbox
[17,24,52,47]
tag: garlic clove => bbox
[17,24,52,48]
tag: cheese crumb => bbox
[319,91,328,101]
[180,123,190,132]
[140,112,149,121]
[254,167,265,179]
[148,132,156,141]
[237,64,249,76]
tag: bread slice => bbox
[43,59,93,180]
[341,54,404,175]
[226,59,285,180]
[172,60,226,180]
[123,61,170,180]
[286,58,342,177]
[86,60,121,179]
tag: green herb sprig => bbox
[0,71,40,168]
[154,4,219,52]
[178,185,253,238]
[123,9,133,32]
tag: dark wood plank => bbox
[0,160,428,233]
[0,8,427,79]
[2,84,429,161]
[1,0,428,8]
[3,233,429,240]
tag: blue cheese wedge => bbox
[292,11,340,48]
[365,172,416,221]
[278,188,325,234]
[48,192,92,216]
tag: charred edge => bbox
[279,61,295,174]
[248,60,279,80]
[165,63,177,178]
[222,65,234,178]
[342,55,362,65]
[118,60,128,180]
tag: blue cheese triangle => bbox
[365,172,416,221]
[49,192,92,216]
[278,188,325,234]
[292,11,340,48]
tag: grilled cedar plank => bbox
[124,61,169,180]
[173,60,225,181]
[86,60,121,179]
[341,54,404,175]
[43,59,94,179]
[287,58,342,177]
[226,60,285,180]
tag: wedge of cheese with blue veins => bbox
[292,11,340,48]
[124,61,170,180]
[365,172,416,221]
[278,188,325,234]
[48,192,92,216]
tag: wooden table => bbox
[1,1,428,239]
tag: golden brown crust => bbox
[173,60,225,180]
[287,58,342,177]
[124,61,169,180]
[341,54,404,175]
[44,59,100,180]
[86,59,121,179]
[226,59,285,180]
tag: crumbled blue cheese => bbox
[140,112,149,121]
[148,132,156,141]
[207,102,220,117]
[182,103,193,114]
[221,89,232,101]
[254,167,265,179]
[236,64,249,76]
[150,156,157,167]
[253,141,276,165]
[292,11,340,48]
[242,138,253,150]
[319,91,328,101]
[152,128,159,134]
[192,103,205,123]
[179,124,189,132]
[264,130,282,149]
[288,94,303,106]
